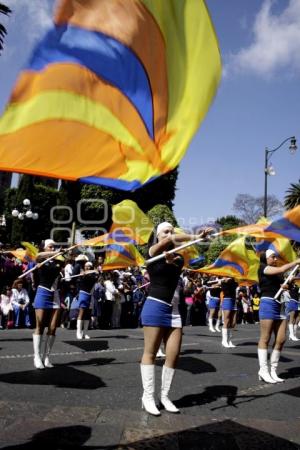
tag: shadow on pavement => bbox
[0,425,92,450]
[283,386,300,398]
[1,420,299,449]
[0,366,106,389]
[233,352,293,363]
[284,366,300,379]
[92,335,130,340]
[180,349,203,356]
[177,356,215,375]
[63,340,109,351]
[176,385,238,408]
[236,341,258,346]
[64,357,116,368]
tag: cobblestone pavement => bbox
[0,324,299,449]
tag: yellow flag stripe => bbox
[0,91,147,157]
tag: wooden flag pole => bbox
[18,244,78,279]
[145,235,218,265]
[274,264,299,302]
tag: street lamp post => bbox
[11,198,39,221]
[264,136,297,218]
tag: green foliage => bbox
[284,180,300,210]
[3,166,178,245]
[216,215,245,230]
[5,175,60,245]
[79,169,178,236]
[147,204,178,228]
[79,184,124,234]
[129,168,178,211]
[0,3,11,53]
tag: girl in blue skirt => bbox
[32,239,64,369]
[76,261,98,340]
[140,222,212,416]
[257,249,300,383]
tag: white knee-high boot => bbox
[228,330,236,348]
[43,335,55,368]
[33,334,44,369]
[161,365,180,413]
[289,323,299,341]
[221,328,230,348]
[258,349,276,383]
[156,345,165,358]
[270,349,284,382]
[76,319,83,339]
[294,324,299,339]
[215,319,221,332]
[208,318,216,332]
[83,320,90,339]
[140,364,160,416]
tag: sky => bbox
[0,0,300,229]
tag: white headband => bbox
[266,249,277,258]
[156,222,173,236]
[44,239,55,249]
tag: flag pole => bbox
[145,235,217,265]
[274,264,299,302]
[61,269,98,281]
[17,244,78,279]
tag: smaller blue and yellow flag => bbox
[21,241,39,262]
[223,206,300,242]
[102,243,145,271]
[196,237,259,283]
[110,200,154,245]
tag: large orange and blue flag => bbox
[21,241,39,262]
[0,0,221,190]
[81,228,137,247]
[102,243,145,271]
[254,237,296,265]
[264,206,300,242]
[223,206,300,242]
[196,237,259,283]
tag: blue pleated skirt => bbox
[259,297,287,320]
[208,297,220,309]
[77,290,92,309]
[285,299,299,313]
[141,297,182,328]
[34,286,58,309]
[222,297,236,311]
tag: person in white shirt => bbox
[11,279,31,328]
[0,286,14,328]
[103,272,120,329]
[64,257,74,283]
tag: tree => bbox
[216,215,245,231]
[284,180,300,210]
[78,168,179,237]
[0,3,11,54]
[147,204,178,229]
[233,193,282,223]
[129,168,178,211]
[79,184,125,237]
[5,175,60,245]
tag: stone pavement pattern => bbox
[0,325,299,449]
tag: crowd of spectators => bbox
[0,247,261,330]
